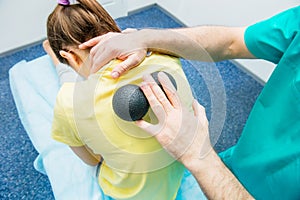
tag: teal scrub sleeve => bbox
[244,6,300,64]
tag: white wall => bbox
[98,0,127,19]
[127,0,156,12]
[0,0,152,55]
[157,0,298,26]
[0,0,56,54]
[156,0,299,83]
[0,0,126,55]
[1,0,299,82]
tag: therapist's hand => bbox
[136,72,212,164]
[79,29,147,78]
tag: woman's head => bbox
[47,0,120,76]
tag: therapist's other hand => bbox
[136,72,212,164]
[79,29,147,78]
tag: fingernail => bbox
[140,82,146,88]
[158,71,165,77]
[142,74,151,81]
[111,71,119,78]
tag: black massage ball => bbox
[112,71,177,121]
[112,84,149,121]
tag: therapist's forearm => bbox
[183,150,254,199]
[138,26,255,62]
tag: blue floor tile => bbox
[0,5,263,199]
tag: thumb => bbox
[111,53,145,78]
[135,120,156,136]
[79,36,102,49]
[192,99,205,116]
[192,99,209,126]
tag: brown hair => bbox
[47,0,121,64]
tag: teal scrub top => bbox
[220,6,300,199]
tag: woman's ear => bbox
[59,49,90,78]
[59,50,83,72]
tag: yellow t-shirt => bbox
[52,54,194,200]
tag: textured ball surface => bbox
[112,84,149,121]
[151,71,177,90]
[112,71,177,121]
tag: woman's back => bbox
[52,54,194,199]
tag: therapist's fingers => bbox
[89,47,146,76]
[136,82,166,136]
[89,33,118,59]
[89,49,114,73]
[81,32,120,51]
[80,33,120,73]
[192,99,208,126]
[157,72,180,109]
[135,119,157,136]
[192,99,200,116]
[80,31,147,76]
[193,99,205,117]
[140,81,167,120]
[142,74,173,113]
[79,32,116,49]
[111,51,146,78]
[79,36,102,49]
[80,30,134,49]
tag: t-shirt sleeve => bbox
[244,6,300,64]
[51,84,84,147]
